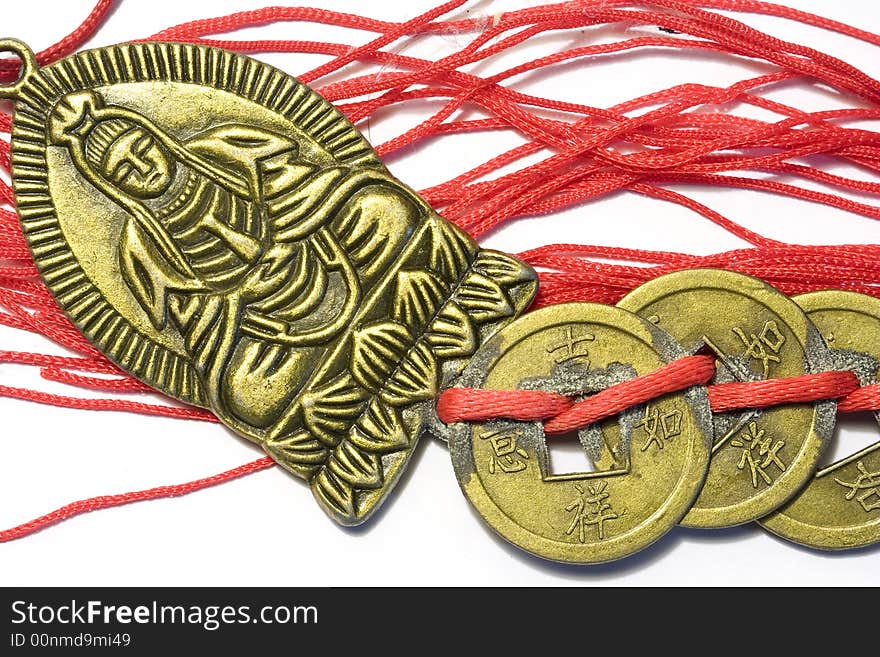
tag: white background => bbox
[0,0,878,586]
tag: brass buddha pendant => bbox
[0,38,537,526]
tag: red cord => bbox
[0,0,117,80]
[437,362,869,430]
[545,355,717,434]
[708,371,861,413]
[437,355,716,431]
[0,457,274,543]
[437,388,572,424]
[2,0,880,540]
[838,383,880,414]
[0,384,218,422]
[4,359,873,542]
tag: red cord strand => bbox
[436,388,572,424]
[837,383,880,414]
[0,457,275,543]
[436,362,869,431]
[544,355,717,434]
[0,0,117,80]
[707,371,861,413]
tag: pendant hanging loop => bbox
[0,39,38,100]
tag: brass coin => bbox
[618,269,834,528]
[761,291,880,550]
[2,39,537,525]
[447,303,713,563]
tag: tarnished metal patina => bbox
[761,291,880,550]
[0,39,537,525]
[447,303,713,563]
[618,269,835,528]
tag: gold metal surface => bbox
[617,269,834,528]
[3,39,537,525]
[447,303,713,563]
[761,291,880,550]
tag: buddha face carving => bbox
[95,125,175,199]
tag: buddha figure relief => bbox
[46,89,536,523]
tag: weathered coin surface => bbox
[761,291,880,550]
[2,38,537,525]
[447,303,713,563]
[617,269,834,528]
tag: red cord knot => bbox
[437,357,874,434]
